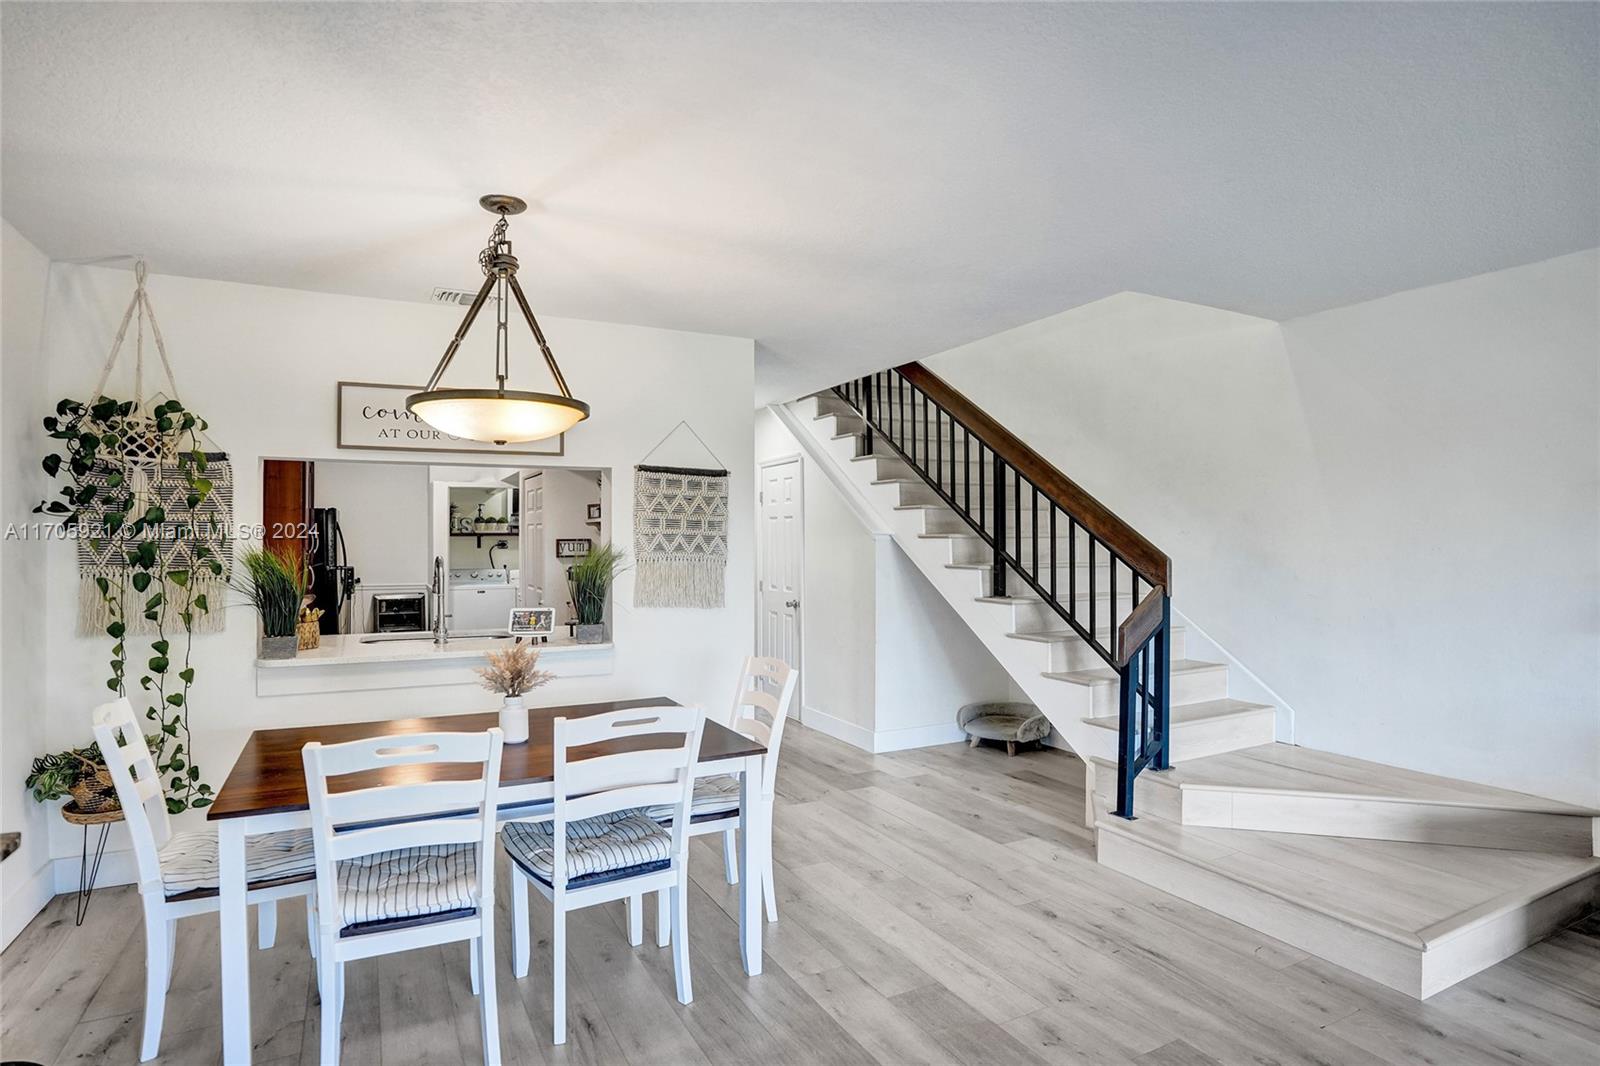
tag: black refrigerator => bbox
[308,507,357,634]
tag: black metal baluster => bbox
[1142,638,1152,761]
[1068,518,1077,617]
[1089,539,1097,649]
[1155,595,1171,771]
[991,452,1006,598]
[1110,557,1118,638]
[862,374,873,454]
[1031,484,1039,585]
[1049,506,1057,602]
[962,429,970,517]
[935,406,943,492]
[1114,654,1137,818]
[1013,470,1022,567]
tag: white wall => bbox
[33,262,755,874]
[314,460,431,586]
[538,468,602,621]
[754,407,1019,750]
[924,250,1600,806]
[755,408,878,734]
[0,223,56,946]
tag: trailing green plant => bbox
[35,395,222,812]
[566,542,627,626]
[232,545,308,637]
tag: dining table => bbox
[207,696,768,1064]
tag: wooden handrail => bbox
[895,363,1172,591]
[1115,586,1166,667]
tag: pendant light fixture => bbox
[407,195,590,445]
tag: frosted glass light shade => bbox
[406,389,590,445]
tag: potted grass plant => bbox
[233,544,308,659]
[566,542,626,644]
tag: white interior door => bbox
[521,472,545,606]
[759,457,803,718]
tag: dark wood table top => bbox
[207,697,764,821]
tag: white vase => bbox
[499,695,529,744]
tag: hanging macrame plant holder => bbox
[74,263,233,635]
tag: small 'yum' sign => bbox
[336,382,564,456]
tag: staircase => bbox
[784,363,1599,1000]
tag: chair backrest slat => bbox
[727,657,798,798]
[91,697,172,892]
[303,729,503,930]
[544,705,703,889]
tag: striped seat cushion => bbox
[645,774,741,823]
[502,810,672,887]
[335,844,478,931]
[159,829,316,897]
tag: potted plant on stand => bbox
[476,640,553,744]
[566,542,626,644]
[26,742,119,813]
[233,545,308,659]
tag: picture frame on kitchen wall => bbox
[586,503,601,521]
[556,538,592,559]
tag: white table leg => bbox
[218,818,253,1064]
[737,755,763,975]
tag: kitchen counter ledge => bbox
[255,633,613,697]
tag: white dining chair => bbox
[643,657,796,945]
[302,728,504,1066]
[91,697,318,1063]
[502,704,704,1045]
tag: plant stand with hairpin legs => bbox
[61,800,123,925]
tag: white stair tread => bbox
[1132,743,1600,816]
[1095,812,1600,950]
[1045,658,1224,689]
[1082,698,1272,730]
[974,595,1041,606]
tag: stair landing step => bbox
[1096,743,1599,856]
[1094,811,1600,999]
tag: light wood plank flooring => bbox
[3,724,1597,1065]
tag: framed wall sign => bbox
[555,538,592,559]
[586,503,602,521]
[337,382,565,456]
[508,607,555,637]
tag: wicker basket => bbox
[297,618,321,650]
[67,765,120,814]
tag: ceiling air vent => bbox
[429,286,479,306]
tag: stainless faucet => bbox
[431,555,449,645]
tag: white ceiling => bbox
[4,3,1596,404]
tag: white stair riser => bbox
[1076,706,1274,766]
[1096,824,1600,999]
[947,533,1126,569]
[1006,595,1139,634]
[1049,625,1187,672]
[1183,791,1599,857]
[1091,759,1183,821]
[1076,664,1229,719]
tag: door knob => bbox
[785,599,800,609]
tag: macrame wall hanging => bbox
[633,421,729,609]
[71,263,233,635]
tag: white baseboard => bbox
[53,848,139,896]
[871,721,965,753]
[1,860,57,950]
[801,704,965,754]
[801,704,876,752]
